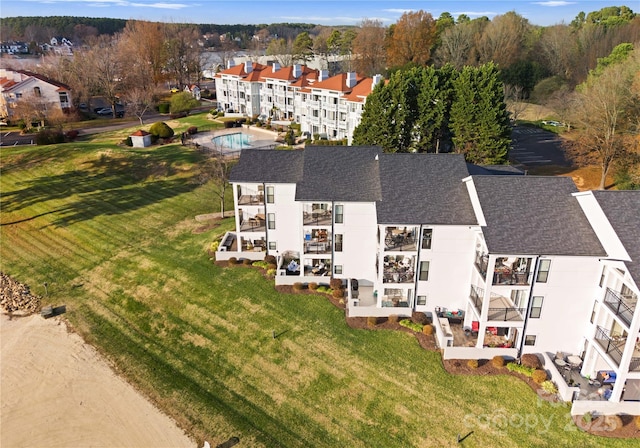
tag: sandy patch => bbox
[0,314,196,448]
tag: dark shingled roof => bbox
[592,191,640,286]
[229,149,304,183]
[473,176,605,256]
[377,153,477,225]
[466,164,525,176]
[295,146,383,201]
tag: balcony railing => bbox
[469,285,484,313]
[303,210,332,226]
[383,269,414,284]
[493,271,531,286]
[384,230,417,252]
[238,193,264,205]
[304,240,332,254]
[474,252,488,278]
[240,218,265,232]
[603,288,636,328]
[594,326,623,368]
[487,307,526,321]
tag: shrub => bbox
[209,241,219,252]
[123,136,133,146]
[242,258,252,265]
[412,312,428,325]
[267,263,277,270]
[329,278,343,290]
[266,268,276,277]
[293,282,304,291]
[224,120,235,128]
[582,412,593,424]
[65,129,79,141]
[187,126,197,135]
[367,316,377,327]
[36,129,65,145]
[308,282,318,290]
[227,257,237,265]
[521,354,542,369]
[506,362,534,376]
[422,324,434,335]
[264,254,276,265]
[634,415,640,430]
[399,319,423,332]
[317,286,329,293]
[541,380,558,394]
[388,314,398,324]
[492,356,506,368]
[532,369,548,384]
[467,359,479,369]
[157,102,170,113]
[601,415,623,431]
[332,288,344,298]
[149,121,174,138]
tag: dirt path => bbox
[0,314,196,448]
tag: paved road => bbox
[0,104,215,147]
[510,125,571,168]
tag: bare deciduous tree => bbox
[477,11,531,68]
[352,19,387,76]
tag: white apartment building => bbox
[0,69,73,119]
[217,146,640,411]
[214,63,381,143]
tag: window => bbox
[59,92,69,103]
[268,241,276,250]
[334,265,343,275]
[334,205,343,223]
[590,301,597,324]
[334,234,343,252]
[266,186,274,203]
[599,267,606,287]
[33,86,41,97]
[530,296,543,318]
[417,295,427,306]
[267,213,275,229]
[421,229,432,250]
[419,261,430,281]
[536,259,551,283]
[524,335,537,346]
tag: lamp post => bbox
[43,282,48,297]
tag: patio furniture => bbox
[567,355,582,369]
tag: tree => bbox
[266,38,294,67]
[352,81,397,150]
[477,11,531,68]
[353,19,387,76]
[170,91,200,115]
[565,46,640,189]
[83,34,124,117]
[434,19,485,69]
[449,63,511,164]
[164,24,201,88]
[122,87,155,126]
[292,31,313,64]
[386,10,437,68]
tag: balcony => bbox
[383,255,415,284]
[303,208,332,226]
[240,214,265,232]
[384,227,417,252]
[469,285,525,322]
[594,326,640,371]
[603,287,637,328]
[304,240,332,254]
[238,192,264,206]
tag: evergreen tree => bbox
[449,63,511,164]
[352,81,397,150]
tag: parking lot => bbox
[510,125,571,168]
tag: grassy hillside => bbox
[0,141,630,447]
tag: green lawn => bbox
[0,139,632,448]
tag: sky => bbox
[0,0,633,27]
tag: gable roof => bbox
[309,73,364,93]
[473,176,605,256]
[343,78,374,103]
[229,149,304,183]
[295,146,382,202]
[592,190,640,285]
[261,65,317,82]
[377,153,477,225]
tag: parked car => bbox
[542,120,562,127]
[95,107,124,118]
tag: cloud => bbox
[382,9,413,14]
[277,15,393,24]
[130,2,190,9]
[30,0,189,9]
[452,11,498,19]
[532,1,576,6]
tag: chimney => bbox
[244,61,253,74]
[227,60,236,69]
[347,72,357,88]
[318,70,329,82]
[372,74,382,90]
[293,64,302,78]
[272,62,280,73]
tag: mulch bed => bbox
[219,260,639,438]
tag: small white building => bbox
[130,130,152,148]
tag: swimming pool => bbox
[211,132,253,150]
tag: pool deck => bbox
[192,126,282,154]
